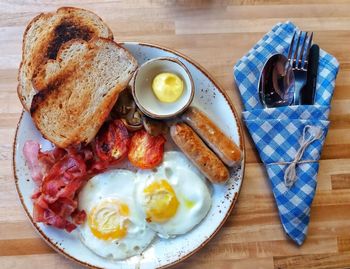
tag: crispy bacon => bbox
[23,141,67,185]
[50,197,77,218]
[32,194,79,232]
[26,147,88,232]
[41,155,86,203]
[72,209,87,225]
[77,144,108,175]
[38,147,66,175]
[24,145,108,231]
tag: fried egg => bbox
[134,151,212,238]
[78,170,155,260]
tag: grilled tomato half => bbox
[95,119,130,163]
[128,129,165,169]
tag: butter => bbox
[152,73,184,103]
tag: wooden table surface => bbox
[1,1,350,268]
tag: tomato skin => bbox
[95,119,130,164]
[128,130,166,169]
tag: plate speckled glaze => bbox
[13,42,245,269]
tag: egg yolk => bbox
[152,73,184,103]
[88,199,130,241]
[143,179,179,223]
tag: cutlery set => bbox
[234,21,339,246]
[259,31,320,108]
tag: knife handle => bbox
[300,44,319,105]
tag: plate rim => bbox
[12,41,246,269]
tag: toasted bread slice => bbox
[30,38,138,148]
[18,7,113,111]
[32,38,90,91]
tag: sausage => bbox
[182,107,242,167]
[170,123,229,184]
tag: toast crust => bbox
[17,12,50,110]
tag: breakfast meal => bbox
[18,7,242,261]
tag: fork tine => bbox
[296,32,308,69]
[287,31,296,61]
[302,32,313,70]
[290,31,301,68]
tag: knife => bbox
[300,44,320,105]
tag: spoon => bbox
[258,54,295,108]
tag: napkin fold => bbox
[233,22,339,245]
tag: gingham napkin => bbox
[233,22,339,245]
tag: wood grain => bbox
[0,0,349,268]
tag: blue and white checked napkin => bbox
[233,22,339,245]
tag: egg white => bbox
[78,169,155,260]
[135,151,212,238]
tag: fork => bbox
[288,31,313,105]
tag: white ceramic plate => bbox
[13,42,245,269]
